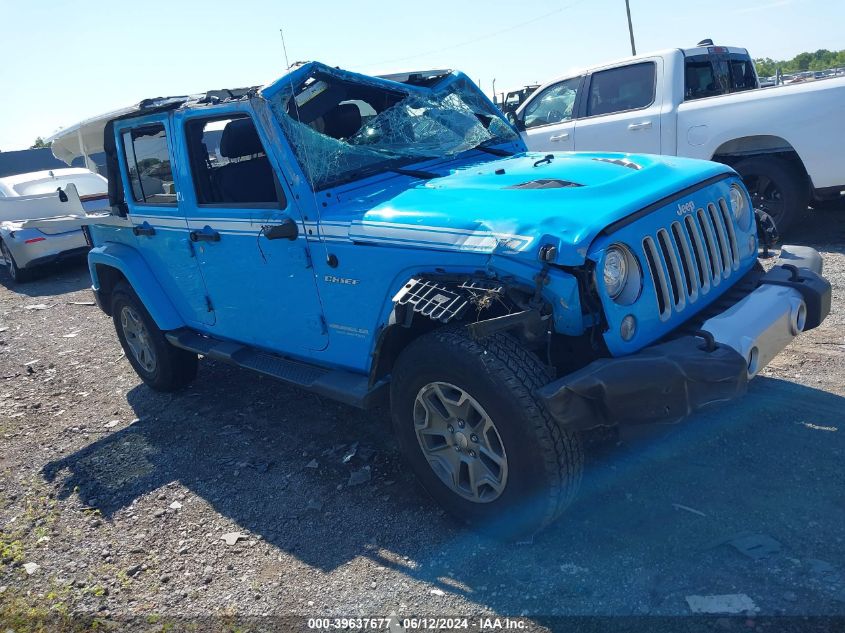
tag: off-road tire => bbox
[0,239,34,283]
[390,326,583,538]
[733,155,808,235]
[111,282,198,391]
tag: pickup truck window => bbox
[685,53,757,100]
[185,115,284,207]
[269,73,518,190]
[523,77,581,129]
[121,124,177,205]
[728,56,757,92]
[586,62,655,117]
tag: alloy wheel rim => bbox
[120,306,156,374]
[1,243,14,279]
[413,381,508,503]
[745,173,786,225]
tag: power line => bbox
[357,0,590,69]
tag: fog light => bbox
[620,314,637,341]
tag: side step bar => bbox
[165,329,387,409]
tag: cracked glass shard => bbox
[269,72,517,191]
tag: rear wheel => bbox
[733,156,808,235]
[390,327,583,538]
[0,240,34,283]
[111,282,198,391]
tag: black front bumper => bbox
[538,335,749,431]
[537,260,832,431]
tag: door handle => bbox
[549,132,570,141]
[132,223,155,237]
[628,121,653,131]
[189,226,221,242]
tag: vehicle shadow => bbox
[0,257,90,297]
[41,358,845,615]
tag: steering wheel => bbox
[546,110,565,123]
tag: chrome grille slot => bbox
[708,203,732,278]
[683,214,711,295]
[657,229,685,310]
[697,208,723,285]
[671,221,698,302]
[642,236,672,321]
[718,198,740,269]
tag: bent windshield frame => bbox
[267,68,518,191]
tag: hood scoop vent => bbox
[592,157,641,170]
[505,178,583,190]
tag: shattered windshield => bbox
[268,71,518,190]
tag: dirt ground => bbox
[1,204,844,631]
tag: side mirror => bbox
[510,111,525,132]
[263,218,298,241]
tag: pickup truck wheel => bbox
[0,240,34,283]
[390,327,583,538]
[111,282,198,392]
[734,156,808,234]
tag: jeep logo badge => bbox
[676,201,695,216]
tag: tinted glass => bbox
[122,124,177,205]
[729,55,758,92]
[185,116,282,206]
[586,62,655,116]
[523,77,581,129]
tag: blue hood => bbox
[342,152,733,265]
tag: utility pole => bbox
[625,0,637,56]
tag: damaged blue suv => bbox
[85,63,831,536]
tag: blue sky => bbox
[0,0,841,151]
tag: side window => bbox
[185,115,283,207]
[586,62,656,116]
[523,77,581,129]
[121,124,177,205]
[685,58,718,100]
[729,56,757,92]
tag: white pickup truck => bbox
[515,43,845,232]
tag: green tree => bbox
[794,52,813,70]
[30,137,50,149]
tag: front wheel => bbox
[390,327,583,538]
[111,282,198,391]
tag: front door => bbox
[519,76,582,152]
[574,60,662,155]
[117,117,214,327]
[174,110,328,354]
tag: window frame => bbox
[581,61,657,120]
[182,112,286,210]
[520,75,585,130]
[119,122,179,208]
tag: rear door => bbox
[518,76,582,151]
[574,60,662,154]
[116,117,214,326]
[174,107,328,354]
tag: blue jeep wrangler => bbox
[85,63,831,536]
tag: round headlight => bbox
[601,244,643,305]
[603,247,628,299]
[729,183,752,230]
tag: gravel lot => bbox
[1,204,844,630]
